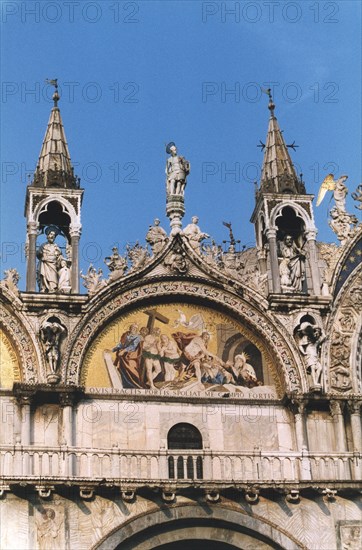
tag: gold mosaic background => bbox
[82,303,253,388]
[0,329,21,388]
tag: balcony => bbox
[0,446,360,487]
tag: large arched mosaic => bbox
[65,281,306,395]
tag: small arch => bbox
[38,200,72,241]
[167,423,203,450]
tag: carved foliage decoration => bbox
[0,305,39,384]
[328,270,362,393]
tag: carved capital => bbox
[329,400,344,417]
[289,398,306,416]
[27,221,39,235]
[15,392,35,407]
[305,229,318,241]
[59,392,75,408]
[69,224,82,238]
[346,400,362,415]
[266,228,277,240]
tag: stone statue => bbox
[104,247,127,281]
[317,174,359,245]
[351,184,362,210]
[35,507,62,550]
[81,264,107,295]
[329,207,358,246]
[317,174,349,211]
[36,226,71,293]
[40,321,66,382]
[2,268,20,295]
[278,235,305,292]
[126,242,149,271]
[297,322,326,391]
[183,216,210,251]
[165,142,190,196]
[201,240,223,266]
[58,258,71,294]
[146,218,168,255]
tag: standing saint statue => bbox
[36,226,70,293]
[183,216,210,251]
[39,320,67,382]
[297,322,326,390]
[146,218,168,254]
[165,142,190,196]
[278,235,305,292]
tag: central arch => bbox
[95,503,304,550]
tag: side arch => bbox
[94,503,304,550]
[0,302,42,384]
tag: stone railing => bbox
[0,447,360,484]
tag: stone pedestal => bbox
[166,195,185,236]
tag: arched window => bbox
[167,424,203,480]
[167,423,203,450]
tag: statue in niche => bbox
[36,226,71,293]
[183,216,210,251]
[146,218,168,254]
[39,321,66,383]
[165,142,190,196]
[296,322,326,391]
[278,235,305,292]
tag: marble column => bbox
[17,395,32,476]
[330,400,346,451]
[305,229,321,295]
[70,225,81,294]
[291,400,311,480]
[60,393,74,476]
[26,221,39,292]
[347,400,362,451]
[266,228,280,293]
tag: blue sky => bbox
[1,0,361,289]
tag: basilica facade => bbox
[0,85,361,550]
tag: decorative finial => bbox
[261,87,275,114]
[46,78,59,107]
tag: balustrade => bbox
[0,447,360,483]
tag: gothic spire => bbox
[31,80,79,189]
[259,91,305,194]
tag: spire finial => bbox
[261,87,275,115]
[46,78,59,108]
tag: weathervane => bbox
[45,78,59,107]
[222,221,240,248]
